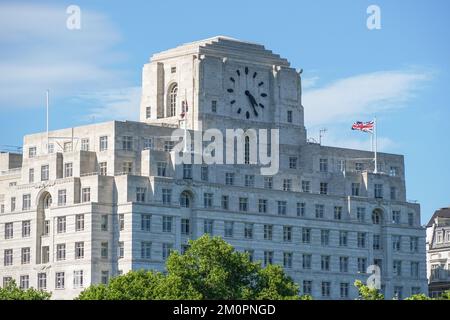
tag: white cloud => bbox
[302,69,432,127]
[301,76,319,89]
[0,3,128,108]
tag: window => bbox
[3,277,12,287]
[320,182,328,195]
[81,138,89,151]
[355,162,364,171]
[55,272,65,289]
[289,156,297,169]
[340,257,349,273]
[119,214,125,231]
[389,166,398,177]
[29,168,34,183]
[162,243,173,260]
[393,260,402,277]
[168,84,178,117]
[408,212,414,226]
[75,242,84,259]
[101,271,109,285]
[162,189,172,204]
[211,100,217,113]
[224,221,234,238]
[410,237,419,252]
[411,262,419,279]
[339,231,348,247]
[239,197,248,212]
[82,188,91,202]
[157,162,167,177]
[47,143,54,153]
[287,110,293,123]
[340,283,349,298]
[303,280,312,296]
[99,162,107,176]
[393,287,403,300]
[41,165,49,181]
[143,138,153,150]
[38,273,47,290]
[319,159,328,172]
[201,166,208,181]
[203,193,213,208]
[283,252,293,268]
[101,242,108,259]
[357,232,366,248]
[22,220,30,237]
[4,249,13,266]
[244,223,253,239]
[358,257,367,273]
[183,164,192,179]
[392,235,401,251]
[181,219,190,235]
[263,224,273,240]
[302,228,311,244]
[392,210,401,224]
[258,199,267,213]
[5,223,13,239]
[164,140,175,152]
[321,230,330,246]
[315,204,324,218]
[302,254,312,269]
[244,136,250,164]
[63,142,72,152]
[278,201,287,216]
[57,216,66,233]
[221,195,229,210]
[21,247,30,264]
[163,216,173,233]
[245,250,254,262]
[301,180,311,193]
[372,211,382,224]
[244,174,255,187]
[57,190,67,206]
[141,214,151,232]
[297,202,306,217]
[121,161,133,174]
[42,246,49,263]
[64,162,73,178]
[141,242,151,259]
[10,197,16,212]
[264,251,273,266]
[171,66,176,73]
[390,187,397,200]
[283,179,292,191]
[264,177,273,189]
[357,207,366,222]
[373,234,381,250]
[374,184,383,199]
[22,194,31,211]
[99,136,108,151]
[29,147,37,158]
[136,187,146,202]
[121,136,133,151]
[75,214,84,231]
[118,241,124,259]
[351,183,360,196]
[73,270,84,289]
[334,206,342,220]
[321,282,331,297]
[283,226,292,242]
[56,244,66,261]
[225,172,234,185]
[204,219,214,235]
[101,215,108,231]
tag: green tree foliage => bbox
[78,235,301,300]
[354,280,384,300]
[0,280,51,300]
[405,294,432,300]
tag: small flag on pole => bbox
[180,100,188,118]
[351,121,374,133]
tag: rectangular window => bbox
[303,280,312,295]
[101,271,109,285]
[162,216,173,233]
[141,242,151,259]
[283,226,292,242]
[136,187,146,202]
[57,189,66,206]
[334,206,342,220]
[287,110,293,123]
[57,216,66,233]
[340,256,349,273]
[118,241,124,259]
[99,136,108,151]
[392,210,401,224]
[164,141,174,152]
[201,166,209,181]
[264,251,274,266]
[5,222,13,239]
[141,214,151,232]
[390,186,397,200]
[283,252,293,268]
[263,224,273,240]
[340,283,349,298]
[55,272,65,289]
[315,204,324,218]
[221,195,229,210]
[245,175,255,187]
[29,168,34,183]
[183,164,192,179]
[157,162,167,177]
[297,202,306,217]
[321,229,330,246]
[63,142,72,152]
[283,179,292,191]
[11,197,16,212]
[322,282,331,297]
[56,244,66,261]
[22,220,31,237]
[119,214,125,231]
[301,180,311,193]
[321,255,330,271]
[75,242,84,259]
[64,162,73,178]
[21,247,30,264]
[319,159,328,172]
[225,172,234,185]
[42,246,49,263]
[278,201,287,215]
[101,242,108,259]
[373,234,381,250]
[143,138,153,150]
[302,254,312,270]
[408,212,414,226]
[181,219,190,235]
[81,138,89,151]
[357,207,366,222]
[389,166,398,177]
[302,228,311,244]
[82,188,90,203]
[73,270,84,289]
[289,156,297,169]
[146,106,151,119]
[4,249,13,266]
[355,162,364,171]
[258,199,267,213]
[203,193,213,208]
[29,147,37,158]
[339,231,348,247]
[351,183,360,196]
[75,214,84,232]
[38,273,47,290]
[358,257,367,273]
[211,100,217,113]
[320,182,328,195]
[394,287,403,299]
[239,197,248,212]
[41,165,49,181]
[244,223,253,239]
[162,243,173,260]
[99,162,107,176]
[411,262,419,279]
[374,184,383,199]
[410,237,419,252]
[101,215,108,231]
[122,161,133,174]
[22,194,31,211]
[264,177,273,189]
[204,219,214,235]
[162,188,172,204]
[224,221,234,238]
[357,232,366,248]
[392,235,401,251]
[393,260,402,277]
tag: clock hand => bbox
[245,91,258,116]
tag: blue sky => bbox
[0,0,449,224]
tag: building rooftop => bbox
[427,207,450,227]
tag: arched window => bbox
[168,84,178,117]
[372,210,382,224]
[180,191,192,208]
[43,193,52,209]
[244,136,250,164]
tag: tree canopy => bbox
[0,280,51,300]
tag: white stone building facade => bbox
[0,37,427,299]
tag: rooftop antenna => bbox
[319,128,327,145]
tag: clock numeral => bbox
[253,72,258,79]
[230,100,236,105]
[259,103,265,109]
[245,67,249,75]
[236,70,241,76]
[227,88,234,93]
[237,108,242,114]
[261,93,267,97]
[258,81,264,87]
[246,111,250,119]
[230,77,235,83]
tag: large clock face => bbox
[226,66,268,119]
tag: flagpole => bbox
[46,90,49,154]
[373,117,378,174]
[184,90,187,152]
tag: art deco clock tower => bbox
[139,36,307,146]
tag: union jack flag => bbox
[351,121,374,133]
